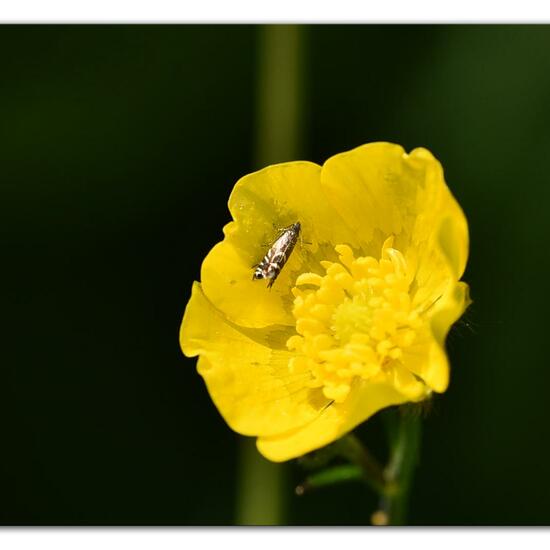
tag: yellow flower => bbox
[180,142,470,462]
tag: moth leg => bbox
[298,232,312,246]
[272,222,290,236]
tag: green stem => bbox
[337,433,386,494]
[236,438,286,525]
[378,408,423,526]
[254,25,306,167]
[296,464,363,496]
[236,24,305,526]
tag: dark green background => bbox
[3,25,549,525]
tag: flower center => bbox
[286,237,424,403]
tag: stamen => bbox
[286,237,428,403]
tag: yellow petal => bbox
[390,362,428,399]
[412,191,469,308]
[200,161,359,328]
[228,161,358,254]
[180,282,332,437]
[428,281,471,392]
[399,280,469,394]
[321,142,468,290]
[321,142,425,251]
[437,213,469,281]
[407,209,470,393]
[257,379,410,462]
[200,240,296,327]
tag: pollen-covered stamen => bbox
[286,236,427,403]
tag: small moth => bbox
[253,222,301,288]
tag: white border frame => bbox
[1,0,550,23]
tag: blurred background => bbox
[2,24,550,525]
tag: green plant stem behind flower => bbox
[378,408,422,525]
[293,413,422,525]
[235,24,306,526]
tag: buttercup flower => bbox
[180,143,470,462]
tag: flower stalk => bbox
[342,408,423,525]
[295,409,422,525]
[377,408,422,525]
[343,409,422,525]
[336,434,387,495]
